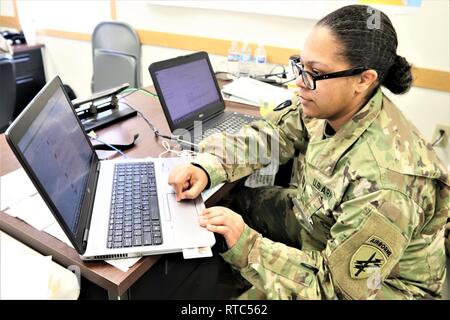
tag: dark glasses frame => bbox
[290,57,368,90]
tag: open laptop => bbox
[149,51,257,148]
[5,76,215,261]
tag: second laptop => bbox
[149,51,257,148]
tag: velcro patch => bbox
[312,178,333,199]
[327,207,407,300]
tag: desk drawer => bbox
[13,48,43,77]
[14,74,46,117]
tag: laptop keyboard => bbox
[107,162,163,249]
[193,113,256,145]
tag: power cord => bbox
[268,64,287,76]
[158,140,197,159]
[119,87,158,99]
[432,129,446,147]
[118,91,172,139]
[249,65,292,86]
[88,131,128,158]
[119,89,200,150]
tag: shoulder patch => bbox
[326,207,407,299]
[350,236,392,279]
[366,236,392,258]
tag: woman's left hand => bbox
[200,206,245,249]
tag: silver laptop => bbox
[5,76,215,261]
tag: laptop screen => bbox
[16,85,93,233]
[150,53,223,129]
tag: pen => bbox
[273,99,292,111]
[300,262,319,275]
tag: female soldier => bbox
[169,5,450,299]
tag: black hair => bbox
[317,4,412,94]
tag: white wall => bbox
[0,0,15,16]
[12,0,450,163]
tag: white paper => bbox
[43,222,139,271]
[201,183,225,201]
[222,77,293,107]
[222,91,260,107]
[0,232,51,299]
[244,164,277,188]
[104,257,141,272]
[5,194,55,231]
[43,222,74,249]
[182,246,213,259]
[0,168,37,211]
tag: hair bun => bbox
[382,55,413,94]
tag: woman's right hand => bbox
[168,164,208,201]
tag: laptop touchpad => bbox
[165,193,201,230]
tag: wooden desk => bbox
[0,85,259,299]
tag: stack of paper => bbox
[221,77,293,107]
[1,168,140,272]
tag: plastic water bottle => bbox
[238,42,252,77]
[227,41,240,77]
[252,43,267,78]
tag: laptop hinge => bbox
[204,110,223,123]
[83,228,89,243]
[190,110,223,131]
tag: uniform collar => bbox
[305,88,383,176]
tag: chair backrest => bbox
[0,58,16,132]
[91,21,141,93]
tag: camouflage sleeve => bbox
[445,221,450,256]
[221,189,420,300]
[193,97,309,188]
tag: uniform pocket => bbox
[292,192,323,234]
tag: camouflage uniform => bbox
[194,88,450,299]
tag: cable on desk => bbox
[119,100,198,159]
[119,94,201,151]
[119,87,158,99]
[88,132,128,159]
[158,140,197,159]
[119,100,179,142]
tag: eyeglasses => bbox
[290,58,367,90]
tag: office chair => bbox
[91,21,141,93]
[0,58,16,133]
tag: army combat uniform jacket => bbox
[193,88,450,299]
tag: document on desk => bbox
[43,215,139,271]
[43,222,74,249]
[105,257,141,272]
[222,92,260,107]
[5,193,55,231]
[201,183,225,201]
[221,77,293,107]
[0,168,37,211]
[2,181,139,270]
[244,163,277,188]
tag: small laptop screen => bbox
[153,58,220,125]
[17,86,93,233]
